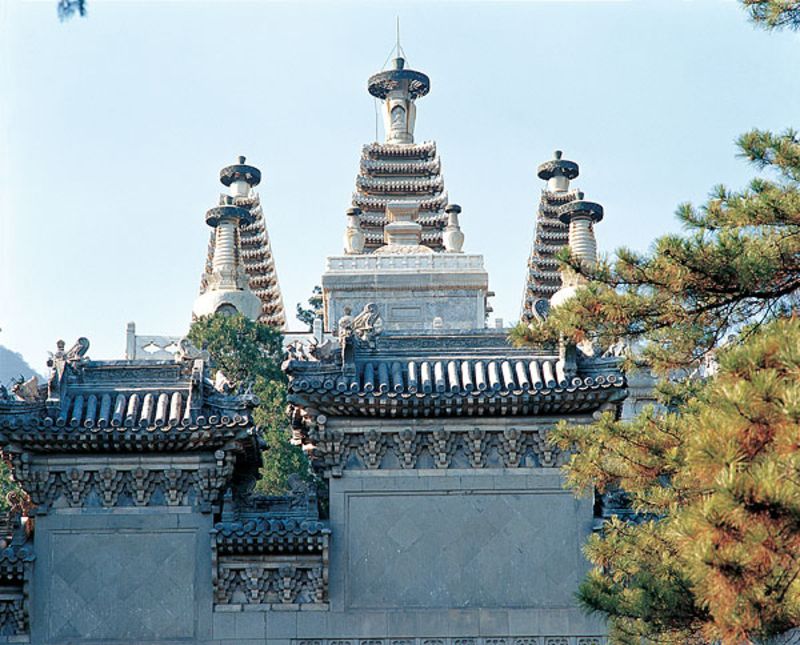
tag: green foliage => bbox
[188,313,309,494]
[0,459,26,514]
[550,319,800,643]
[296,286,324,332]
[742,0,800,30]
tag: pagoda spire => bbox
[368,53,430,145]
[520,150,581,321]
[195,157,286,326]
[344,49,454,254]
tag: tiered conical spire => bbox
[197,157,286,326]
[348,56,451,253]
[520,151,581,321]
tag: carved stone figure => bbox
[602,338,629,358]
[343,208,365,255]
[176,337,210,362]
[390,105,405,129]
[337,307,354,341]
[213,370,233,393]
[46,340,66,399]
[351,303,383,347]
[11,376,40,403]
[65,337,90,362]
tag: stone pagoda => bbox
[196,156,286,326]
[521,151,581,322]
[323,56,491,332]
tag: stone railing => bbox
[325,254,485,273]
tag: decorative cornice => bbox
[0,543,33,585]
[299,425,573,476]
[363,141,437,159]
[10,454,236,511]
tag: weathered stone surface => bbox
[33,511,212,644]
[331,471,591,611]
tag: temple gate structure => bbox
[0,51,629,644]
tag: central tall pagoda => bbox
[352,57,449,252]
[322,54,491,332]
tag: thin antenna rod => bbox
[374,99,379,142]
[396,16,400,57]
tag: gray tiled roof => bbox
[0,358,257,452]
[213,517,329,555]
[285,331,626,418]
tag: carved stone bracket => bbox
[214,556,328,607]
[11,452,236,512]
[304,426,568,476]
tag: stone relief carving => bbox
[215,560,326,606]
[11,455,235,510]
[306,425,565,475]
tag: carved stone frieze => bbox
[0,534,34,639]
[215,558,326,606]
[0,594,27,636]
[304,425,568,476]
[393,428,422,468]
[10,453,236,511]
[357,430,388,469]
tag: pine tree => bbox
[296,286,324,332]
[510,3,800,642]
[188,313,310,494]
[549,319,800,643]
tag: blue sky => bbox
[1,0,799,372]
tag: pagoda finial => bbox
[368,42,430,145]
[220,155,261,198]
[537,150,579,192]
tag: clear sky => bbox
[1,0,799,374]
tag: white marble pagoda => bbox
[195,156,286,326]
[322,56,492,332]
